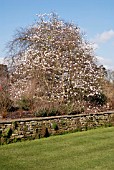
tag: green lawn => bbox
[0,127,114,170]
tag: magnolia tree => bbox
[6,13,105,108]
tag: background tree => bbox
[0,64,12,117]
[103,69,114,109]
[6,13,106,112]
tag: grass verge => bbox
[0,127,114,170]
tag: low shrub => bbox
[17,96,34,111]
[0,130,2,137]
[12,121,18,130]
[41,126,50,138]
[35,107,60,117]
[52,123,59,131]
[0,90,14,118]
[48,108,60,116]
[87,93,107,106]
[3,127,12,138]
[61,120,66,126]
[34,108,48,117]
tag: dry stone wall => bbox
[0,111,114,144]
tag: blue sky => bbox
[0,0,114,70]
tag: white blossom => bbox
[6,13,105,106]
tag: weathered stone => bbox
[0,111,114,144]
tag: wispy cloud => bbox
[0,57,4,64]
[95,30,114,43]
[91,30,114,70]
[96,56,114,70]
[92,43,99,50]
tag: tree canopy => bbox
[6,13,105,107]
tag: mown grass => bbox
[0,127,114,170]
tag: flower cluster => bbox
[7,13,105,105]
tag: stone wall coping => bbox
[0,110,114,124]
